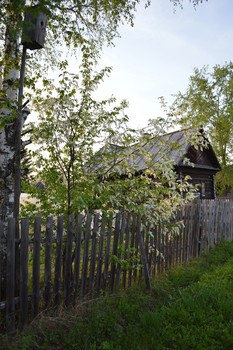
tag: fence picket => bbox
[0,199,233,333]
[116,213,126,290]
[103,215,113,292]
[73,214,83,302]
[110,212,120,292]
[20,218,29,330]
[122,214,131,288]
[44,216,53,310]
[64,215,74,307]
[0,220,3,304]
[80,214,92,298]
[137,215,151,290]
[54,215,64,309]
[6,218,15,334]
[96,216,106,296]
[128,214,137,287]
[32,217,41,318]
[89,214,99,294]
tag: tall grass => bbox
[3,241,233,350]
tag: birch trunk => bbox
[0,20,20,229]
[0,4,21,299]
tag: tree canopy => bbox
[170,62,233,195]
[0,0,209,224]
[22,47,196,227]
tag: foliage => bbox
[216,164,233,196]
[3,241,233,350]
[21,42,130,216]
[21,44,197,225]
[1,0,207,223]
[169,62,233,194]
[0,0,149,103]
[0,0,146,223]
[111,245,143,271]
[0,0,208,100]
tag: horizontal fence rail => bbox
[0,198,233,333]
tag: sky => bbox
[93,0,233,129]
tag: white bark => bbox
[0,17,20,224]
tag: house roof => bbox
[133,128,221,172]
[133,129,189,171]
[91,128,221,175]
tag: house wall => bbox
[178,168,216,199]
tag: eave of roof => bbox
[177,163,221,172]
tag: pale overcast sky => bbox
[94,0,233,129]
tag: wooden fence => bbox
[0,198,232,333]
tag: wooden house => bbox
[129,128,221,199]
[166,130,221,199]
[92,128,221,199]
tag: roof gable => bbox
[182,145,221,170]
[130,129,221,171]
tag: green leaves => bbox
[170,62,233,195]
[21,43,197,228]
[22,44,130,217]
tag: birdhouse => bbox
[21,8,47,50]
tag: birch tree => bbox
[0,0,148,227]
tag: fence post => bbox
[96,215,106,296]
[6,218,15,334]
[80,213,92,298]
[89,213,99,294]
[44,216,53,310]
[64,215,74,307]
[110,212,120,292]
[54,215,64,309]
[0,219,3,303]
[136,215,152,291]
[20,218,29,330]
[32,217,41,318]
[73,214,83,303]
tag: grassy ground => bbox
[2,241,233,350]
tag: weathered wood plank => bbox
[32,217,41,318]
[80,214,92,298]
[44,216,53,310]
[148,226,154,277]
[64,215,74,307]
[73,214,83,303]
[157,222,162,276]
[6,218,15,334]
[116,213,126,290]
[20,218,29,330]
[137,215,151,290]
[0,219,3,303]
[122,214,131,289]
[133,215,139,281]
[54,215,64,309]
[165,231,169,271]
[161,224,166,271]
[96,215,106,296]
[110,213,121,292]
[152,225,158,278]
[128,214,137,287]
[103,215,113,292]
[89,214,99,294]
